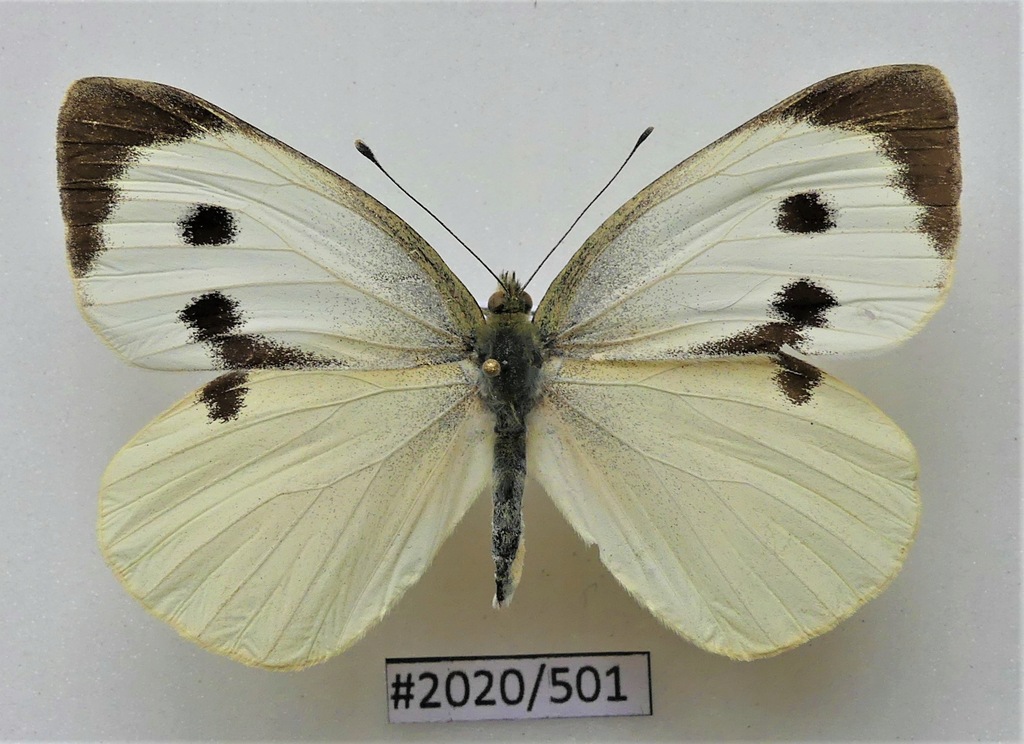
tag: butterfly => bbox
[58,65,960,670]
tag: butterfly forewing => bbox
[535,65,960,361]
[58,78,481,371]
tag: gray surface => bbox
[1,1,1019,740]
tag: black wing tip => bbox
[59,77,228,139]
[802,64,951,93]
[773,63,959,255]
[57,77,232,278]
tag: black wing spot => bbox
[690,279,837,406]
[689,322,798,357]
[771,279,838,329]
[179,291,243,341]
[776,192,836,234]
[179,204,238,246]
[179,290,329,369]
[694,279,838,355]
[199,371,249,422]
[774,353,824,406]
[216,335,324,368]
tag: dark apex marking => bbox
[776,192,836,234]
[179,291,243,342]
[179,204,238,246]
[199,371,249,422]
[178,290,327,369]
[770,279,838,329]
[58,78,232,277]
[779,66,960,256]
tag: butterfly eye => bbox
[487,289,507,312]
[482,359,501,377]
[487,288,532,313]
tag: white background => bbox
[1,2,1018,740]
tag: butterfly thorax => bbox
[475,275,544,432]
[473,273,544,607]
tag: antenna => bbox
[355,140,505,289]
[522,126,654,291]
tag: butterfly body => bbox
[473,274,544,605]
[59,67,959,668]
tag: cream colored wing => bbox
[59,78,481,370]
[99,363,491,669]
[528,357,919,659]
[535,65,959,360]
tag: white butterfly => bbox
[58,65,960,669]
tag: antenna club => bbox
[354,139,378,163]
[638,126,654,145]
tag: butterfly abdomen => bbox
[475,278,544,607]
[491,430,527,607]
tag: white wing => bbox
[529,358,919,660]
[99,362,491,669]
[535,65,960,360]
[58,78,481,370]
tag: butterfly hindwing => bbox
[529,357,919,660]
[99,363,491,669]
[58,77,481,371]
[535,65,960,362]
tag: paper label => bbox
[385,651,651,723]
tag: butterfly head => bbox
[487,272,533,315]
